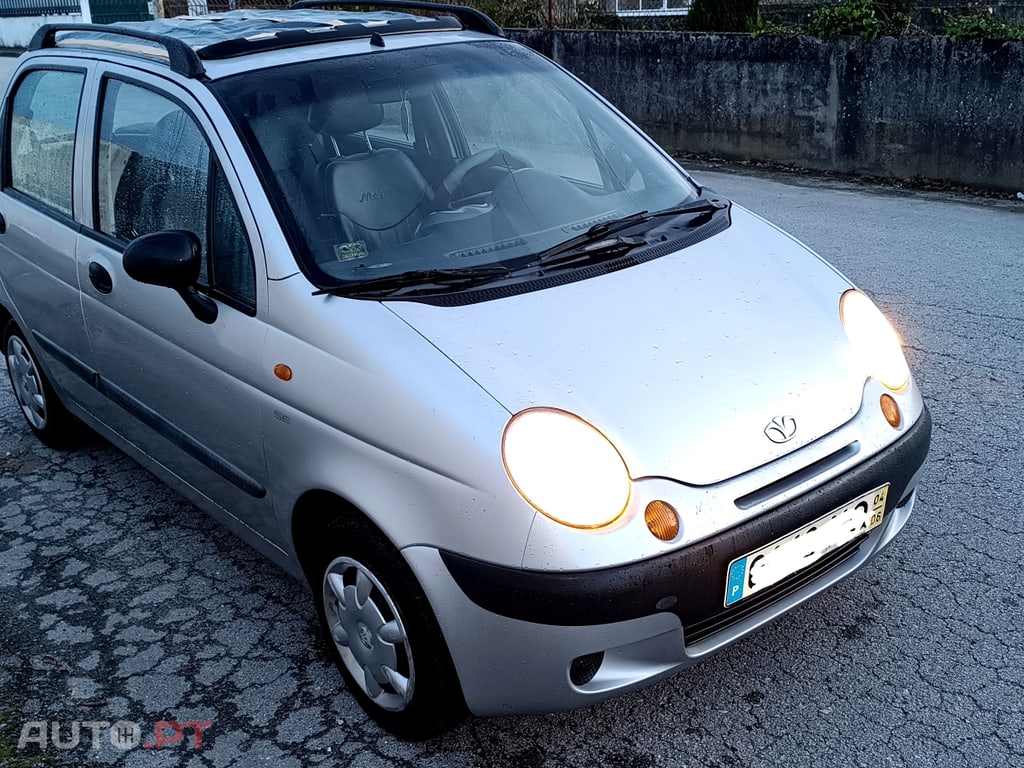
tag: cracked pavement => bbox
[2,164,1023,767]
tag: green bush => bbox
[806,0,914,39]
[750,16,805,38]
[873,0,913,18]
[467,0,547,28]
[937,9,1024,42]
[808,0,879,39]
[686,0,760,32]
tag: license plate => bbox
[724,484,889,607]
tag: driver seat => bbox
[321,148,433,253]
[304,87,433,257]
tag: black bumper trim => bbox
[683,534,864,644]
[441,406,931,628]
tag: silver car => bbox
[0,4,930,739]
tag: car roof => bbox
[28,4,503,80]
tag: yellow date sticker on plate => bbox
[725,484,889,607]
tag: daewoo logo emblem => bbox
[764,415,798,444]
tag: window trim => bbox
[2,64,88,225]
[89,73,257,317]
[205,162,257,316]
[613,0,691,16]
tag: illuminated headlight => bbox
[840,289,910,391]
[501,407,631,529]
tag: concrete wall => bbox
[512,30,1024,192]
[0,8,91,48]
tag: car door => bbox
[77,70,282,548]
[0,61,106,415]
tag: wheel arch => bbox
[291,488,393,587]
[295,486,469,736]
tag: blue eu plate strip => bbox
[725,557,747,606]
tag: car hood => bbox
[385,207,866,486]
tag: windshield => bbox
[214,40,701,294]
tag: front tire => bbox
[312,516,466,739]
[3,321,80,449]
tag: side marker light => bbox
[880,393,901,428]
[645,500,680,541]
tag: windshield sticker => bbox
[334,241,369,261]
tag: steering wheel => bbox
[441,147,532,206]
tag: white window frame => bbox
[613,0,691,17]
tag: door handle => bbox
[88,262,113,294]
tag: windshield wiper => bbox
[312,265,511,297]
[531,197,729,268]
[310,199,729,296]
[589,197,728,237]
[531,235,648,269]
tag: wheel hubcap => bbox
[323,556,414,712]
[6,336,47,430]
[357,622,374,650]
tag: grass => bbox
[0,706,61,767]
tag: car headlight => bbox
[840,289,910,391]
[501,407,631,529]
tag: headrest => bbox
[308,84,384,135]
[146,111,207,168]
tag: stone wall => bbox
[512,30,1024,192]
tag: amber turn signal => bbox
[274,364,293,381]
[645,500,680,541]
[880,393,901,428]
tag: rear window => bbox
[6,69,85,217]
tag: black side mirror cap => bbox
[123,230,201,287]
[123,230,218,324]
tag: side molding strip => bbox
[34,332,267,499]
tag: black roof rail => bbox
[196,16,464,60]
[291,0,504,37]
[28,24,206,78]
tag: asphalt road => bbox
[2,150,1024,767]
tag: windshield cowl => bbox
[313,200,733,302]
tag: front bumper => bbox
[406,407,931,716]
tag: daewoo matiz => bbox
[0,3,930,738]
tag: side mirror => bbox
[123,231,218,324]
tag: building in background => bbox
[0,0,153,48]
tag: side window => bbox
[367,98,416,147]
[6,69,85,216]
[97,80,208,247]
[588,118,645,194]
[96,79,255,308]
[210,165,255,304]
